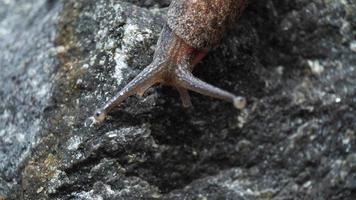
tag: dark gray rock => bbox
[0,0,355,199]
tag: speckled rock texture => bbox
[0,0,355,199]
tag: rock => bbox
[0,0,355,199]
[0,0,62,197]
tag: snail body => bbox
[94,0,247,123]
[167,0,246,49]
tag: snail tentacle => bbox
[94,63,162,123]
[177,87,192,107]
[174,64,246,109]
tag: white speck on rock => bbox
[303,180,312,188]
[307,60,324,75]
[99,57,106,65]
[276,66,284,75]
[82,64,89,69]
[85,116,97,127]
[67,135,82,151]
[350,41,356,53]
[36,187,44,194]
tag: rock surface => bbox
[0,0,355,199]
[0,0,62,197]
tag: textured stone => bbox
[0,0,355,199]
[0,0,62,197]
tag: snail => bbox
[94,0,247,123]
